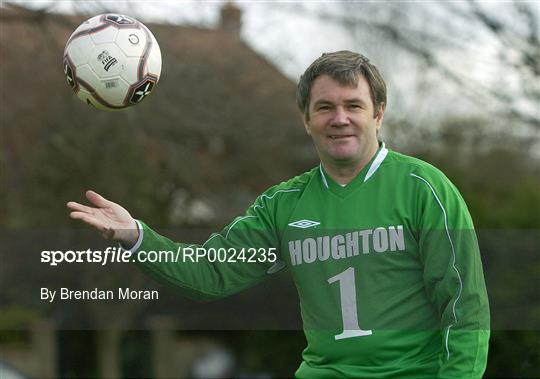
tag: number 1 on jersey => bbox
[327,267,372,340]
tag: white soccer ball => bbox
[63,14,162,111]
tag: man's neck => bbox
[322,143,380,186]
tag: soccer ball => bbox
[63,14,162,111]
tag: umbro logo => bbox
[288,219,320,229]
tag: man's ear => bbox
[375,103,385,131]
[303,113,311,136]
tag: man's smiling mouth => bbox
[329,135,354,140]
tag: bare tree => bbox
[300,1,538,130]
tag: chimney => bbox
[219,1,242,38]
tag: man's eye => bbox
[317,106,330,111]
[348,104,361,109]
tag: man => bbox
[68,51,490,378]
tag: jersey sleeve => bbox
[412,168,490,378]
[128,188,285,301]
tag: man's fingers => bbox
[66,201,95,214]
[85,190,113,208]
[69,211,107,231]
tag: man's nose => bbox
[330,106,350,126]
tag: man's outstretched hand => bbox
[67,190,139,247]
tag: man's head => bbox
[297,51,387,173]
[297,51,387,120]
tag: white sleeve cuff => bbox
[120,219,144,253]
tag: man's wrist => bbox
[120,220,143,251]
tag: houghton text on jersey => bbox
[288,225,405,266]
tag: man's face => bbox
[303,74,384,168]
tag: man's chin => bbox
[328,154,358,165]
[327,148,358,161]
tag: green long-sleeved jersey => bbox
[130,143,490,378]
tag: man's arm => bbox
[412,170,490,378]
[67,189,283,300]
[129,194,282,300]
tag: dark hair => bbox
[297,51,387,119]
